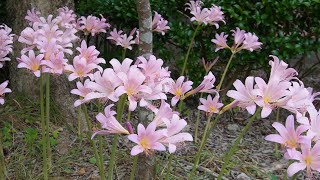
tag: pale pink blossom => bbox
[190,7,209,25]
[241,32,262,51]
[17,50,44,77]
[0,81,11,105]
[227,76,257,114]
[211,32,229,52]
[70,79,93,107]
[92,104,129,138]
[110,58,133,74]
[116,66,152,111]
[192,72,216,94]
[286,141,320,178]
[152,100,178,127]
[107,28,137,50]
[269,55,298,83]
[152,11,170,35]
[84,68,122,102]
[78,15,110,36]
[57,7,77,28]
[64,56,97,81]
[168,76,193,106]
[253,77,291,118]
[206,5,225,28]
[198,94,223,114]
[128,122,166,156]
[0,24,14,68]
[41,52,68,74]
[160,114,193,153]
[25,8,41,25]
[265,115,309,149]
[231,27,245,47]
[76,40,106,65]
[107,28,123,43]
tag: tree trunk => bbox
[6,0,84,129]
[136,0,154,179]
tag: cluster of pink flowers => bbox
[185,0,225,28]
[107,28,139,50]
[17,7,79,76]
[226,55,320,177]
[152,11,170,35]
[69,54,194,155]
[212,27,262,53]
[0,24,13,105]
[78,15,111,36]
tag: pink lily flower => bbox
[41,52,68,74]
[0,24,14,68]
[116,66,152,111]
[128,122,167,156]
[57,7,77,28]
[0,81,12,105]
[110,58,133,74]
[92,104,129,139]
[253,77,291,118]
[168,76,193,106]
[287,141,320,178]
[198,93,224,114]
[107,28,123,43]
[192,72,216,94]
[160,114,193,153]
[70,79,93,107]
[211,32,229,52]
[25,8,41,25]
[152,100,178,127]
[65,56,98,81]
[241,32,262,51]
[231,27,245,47]
[206,5,225,29]
[269,55,298,83]
[17,50,44,77]
[265,115,309,149]
[84,68,122,102]
[190,7,209,25]
[152,11,170,35]
[78,15,110,36]
[76,40,106,65]
[227,76,257,114]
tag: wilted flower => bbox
[0,80,11,105]
[128,122,166,156]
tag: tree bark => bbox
[136,0,154,179]
[6,0,84,129]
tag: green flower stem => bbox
[217,108,261,180]
[108,95,127,180]
[82,104,105,179]
[189,114,218,179]
[77,107,82,138]
[165,153,174,180]
[97,102,106,180]
[217,52,235,91]
[130,155,139,180]
[0,130,6,180]
[40,74,48,180]
[181,24,201,76]
[122,49,127,60]
[45,73,52,171]
[194,93,204,143]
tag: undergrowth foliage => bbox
[0,0,320,179]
